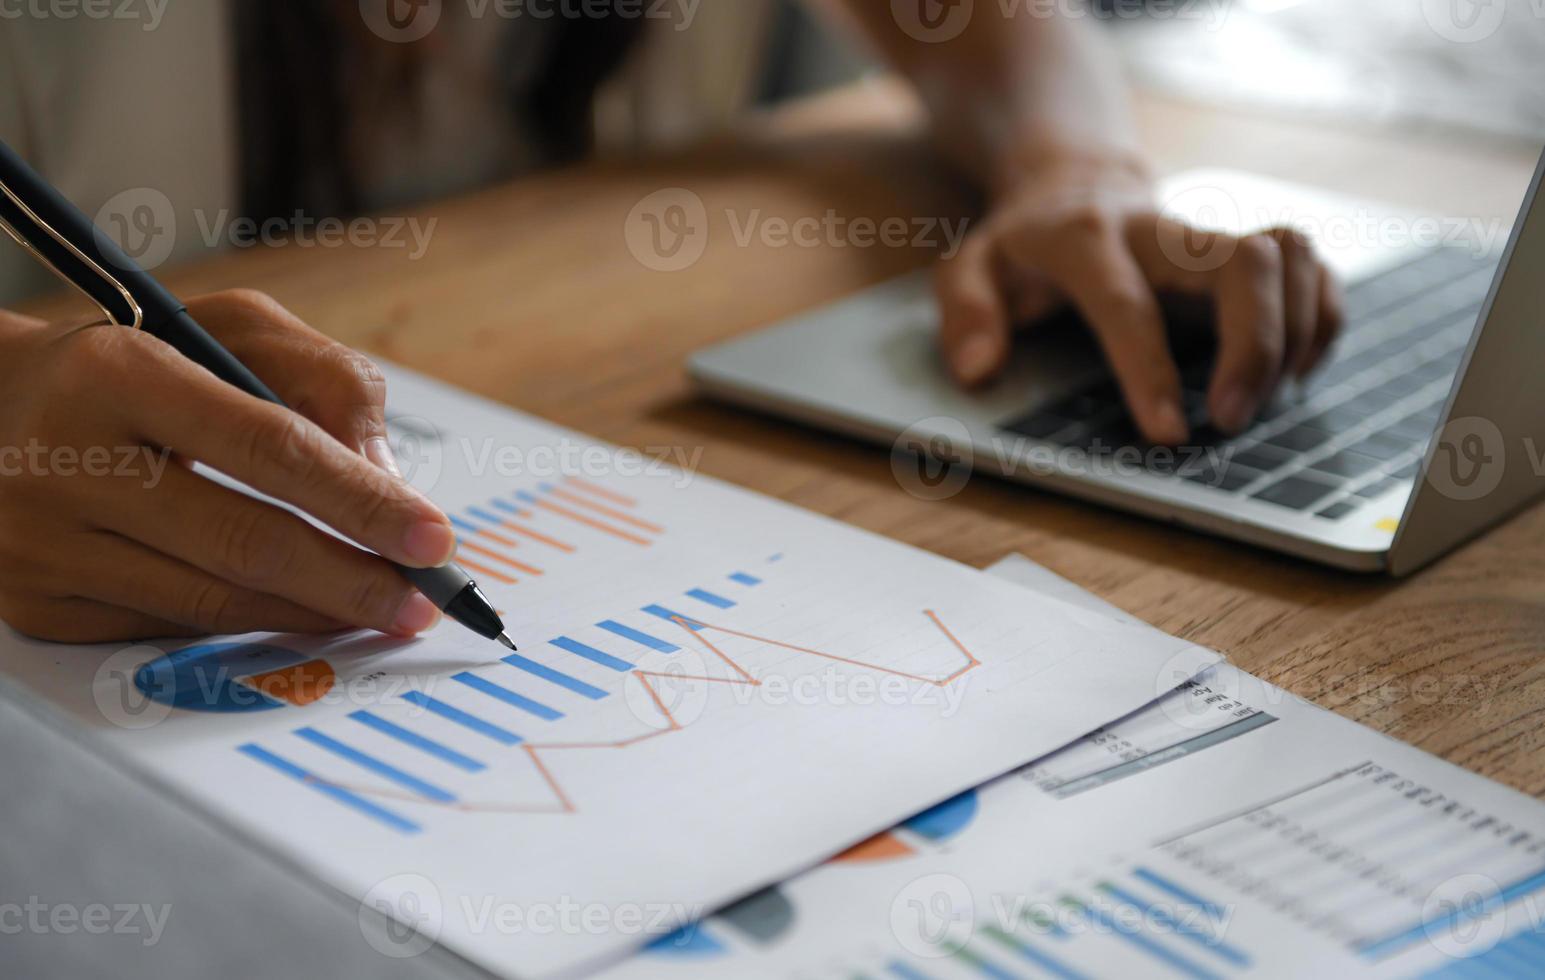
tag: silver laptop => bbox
[690,156,1545,573]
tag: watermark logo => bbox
[1421,873,1506,959]
[1156,184,1243,273]
[361,0,443,42]
[892,417,974,502]
[1427,416,1505,501]
[359,873,444,959]
[624,642,712,730]
[891,873,975,957]
[95,187,177,271]
[892,0,974,43]
[91,644,173,730]
[625,188,709,273]
[385,415,445,494]
[1421,0,1510,43]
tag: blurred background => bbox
[760,0,1545,143]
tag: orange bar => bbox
[563,476,636,508]
[500,521,575,553]
[456,555,517,585]
[238,659,336,707]
[548,488,663,534]
[533,500,651,545]
[460,539,544,577]
[475,528,521,549]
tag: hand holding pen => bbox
[0,140,512,648]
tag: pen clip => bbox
[0,176,143,331]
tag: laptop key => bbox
[1350,432,1413,460]
[1004,412,1075,441]
[1354,477,1401,499]
[1182,462,1262,493]
[1253,475,1339,510]
[1316,500,1358,520]
[1264,425,1333,453]
[1227,445,1292,473]
[1310,451,1383,479]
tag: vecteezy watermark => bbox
[0,0,169,31]
[0,441,171,489]
[1426,417,1545,502]
[358,875,700,959]
[890,874,1240,958]
[623,187,970,272]
[887,420,1229,502]
[1156,184,1512,274]
[382,416,704,496]
[92,190,439,271]
[358,0,700,43]
[0,898,171,946]
[891,0,1232,44]
[1419,0,1544,44]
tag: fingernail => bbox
[1214,386,1257,434]
[1149,398,1189,446]
[366,436,403,479]
[403,519,457,567]
[952,333,999,385]
[392,592,442,635]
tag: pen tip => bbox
[496,632,517,651]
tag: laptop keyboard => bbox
[1000,247,1498,521]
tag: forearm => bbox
[824,2,1146,194]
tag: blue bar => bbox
[401,691,522,745]
[886,963,934,980]
[1102,883,1250,967]
[598,620,679,653]
[502,653,608,699]
[238,744,419,834]
[468,506,504,525]
[686,588,735,609]
[986,930,1090,980]
[295,728,456,803]
[450,515,481,534]
[348,711,485,773]
[956,953,1019,980]
[550,637,634,672]
[491,498,523,515]
[642,605,703,630]
[1133,866,1225,916]
[1081,903,1223,980]
[516,490,540,504]
[1360,865,1545,960]
[729,572,761,586]
[453,672,563,721]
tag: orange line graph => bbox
[306,610,980,816]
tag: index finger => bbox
[122,334,456,569]
[999,220,1189,445]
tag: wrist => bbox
[989,142,1155,202]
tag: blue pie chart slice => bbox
[134,642,322,713]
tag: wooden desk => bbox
[23,83,1545,795]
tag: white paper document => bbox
[0,370,1214,979]
[603,555,1545,979]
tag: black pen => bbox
[0,139,515,650]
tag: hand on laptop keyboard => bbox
[935,157,1345,446]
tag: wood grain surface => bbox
[21,82,1545,796]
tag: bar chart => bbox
[446,476,667,586]
[1018,675,1277,799]
[233,559,791,832]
